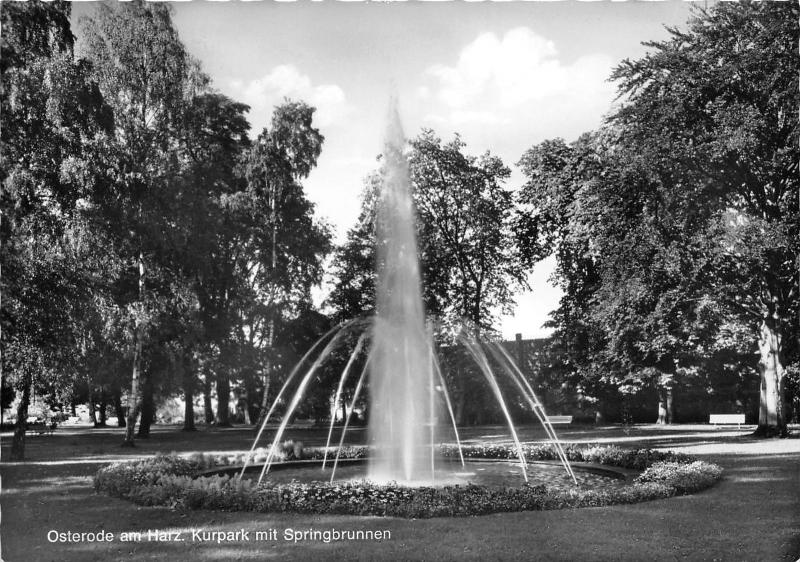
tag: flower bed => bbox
[94,444,722,518]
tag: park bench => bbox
[709,414,745,429]
[546,415,573,425]
[27,421,58,435]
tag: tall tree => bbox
[329,129,527,423]
[1,0,112,459]
[175,91,251,430]
[326,179,380,324]
[80,1,196,445]
[330,130,527,332]
[243,101,330,424]
[516,134,624,421]
[518,2,798,433]
[410,130,527,332]
[610,1,799,435]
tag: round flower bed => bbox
[94,444,722,518]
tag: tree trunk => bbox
[97,393,107,426]
[657,387,674,424]
[216,375,231,426]
[241,372,256,424]
[137,375,154,438]
[655,366,675,425]
[755,315,787,437]
[182,353,196,432]
[203,375,214,423]
[113,389,126,427]
[123,252,145,447]
[9,371,32,461]
[240,395,251,425]
[88,392,98,427]
[183,386,195,431]
[256,368,271,425]
[657,392,667,425]
[259,175,278,425]
[666,388,674,423]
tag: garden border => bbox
[94,444,723,518]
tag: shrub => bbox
[94,445,723,518]
[279,440,304,460]
[93,454,199,498]
[635,461,723,494]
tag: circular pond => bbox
[228,459,628,492]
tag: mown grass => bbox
[2,424,798,561]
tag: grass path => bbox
[2,424,798,561]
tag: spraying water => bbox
[367,101,439,483]
[240,100,575,487]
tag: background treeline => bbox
[2,1,797,460]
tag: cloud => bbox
[228,65,351,132]
[417,27,616,158]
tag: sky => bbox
[73,1,697,340]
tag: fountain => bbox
[368,102,438,483]
[240,101,575,487]
[92,101,725,522]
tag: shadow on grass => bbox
[3,424,799,561]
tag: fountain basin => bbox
[200,458,630,491]
[94,446,723,518]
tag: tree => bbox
[329,128,527,423]
[410,130,528,332]
[518,127,767,424]
[410,131,529,423]
[80,1,196,445]
[516,135,615,420]
[173,91,251,430]
[1,0,112,459]
[327,177,381,324]
[518,3,798,433]
[185,100,330,427]
[610,1,799,435]
[330,129,527,331]
[243,101,331,424]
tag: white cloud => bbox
[413,29,613,336]
[418,27,616,156]
[228,65,351,132]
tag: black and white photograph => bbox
[1,1,798,560]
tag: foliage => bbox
[329,130,527,333]
[409,130,528,331]
[1,0,117,458]
[441,443,692,470]
[609,1,799,434]
[2,0,334,442]
[517,2,799,430]
[634,461,723,494]
[93,454,199,499]
[328,130,529,425]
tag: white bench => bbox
[546,415,573,425]
[709,414,745,429]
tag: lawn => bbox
[2,423,799,561]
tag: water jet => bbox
[240,101,575,487]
